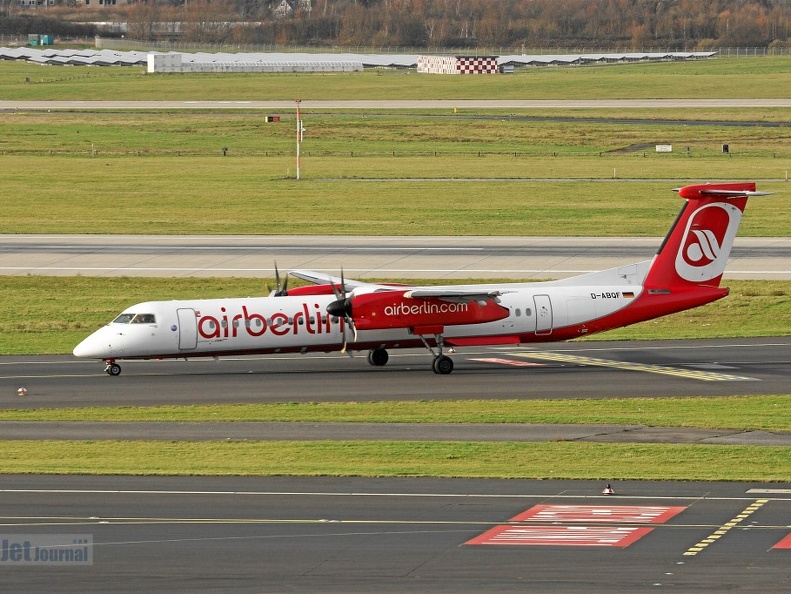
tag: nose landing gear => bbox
[104,359,122,376]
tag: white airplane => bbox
[74,182,770,375]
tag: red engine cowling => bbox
[349,291,509,331]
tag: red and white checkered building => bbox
[417,55,498,75]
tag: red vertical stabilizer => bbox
[642,182,756,291]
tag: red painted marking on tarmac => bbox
[772,533,791,549]
[465,525,653,547]
[510,504,686,524]
[469,358,546,367]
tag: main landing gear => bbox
[420,333,455,375]
[104,359,122,376]
[366,338,455,374]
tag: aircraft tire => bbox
[367,348,389,367]
[432,355,454,375]
[106,363,122,376]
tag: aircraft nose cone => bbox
[326,298,351,318]
[73,332,111,359]
[73,340,96,358]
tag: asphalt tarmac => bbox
[3,338,788,409]
[3,234,789,280]
[2,338,790,448]
[3,475,791,592]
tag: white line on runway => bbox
[1,489,789,502]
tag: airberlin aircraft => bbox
[74,182,770,375]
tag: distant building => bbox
[417,55,499,75]
[82,0,133,7]
[273,0,312,19]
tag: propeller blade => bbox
[273,261,289,296]
[326,268,355,355]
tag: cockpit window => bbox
[132,314,156,324]
[112,313,156,324]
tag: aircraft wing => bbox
[289,270,504,303]
[288,269,395,291]
[404,288,505,303]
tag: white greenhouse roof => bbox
[0,47,715,69]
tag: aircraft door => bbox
[176,308,198,350]
[534,294,553,335]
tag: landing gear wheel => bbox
[432,355,454,375]
[105,363,122,376]
[367,348,389,367]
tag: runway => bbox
[2,234,789,279]
[2,338,789,410]
[3,475,791,592]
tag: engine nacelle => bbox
[347,291,509,331]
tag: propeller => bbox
[326,269,357,353]
[271,261,289,296]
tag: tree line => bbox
[6,0,791,49]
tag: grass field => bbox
[1,158,788,235]
[2,395,789,429]
[3,58,791,237]
[4,56,791,101]
[1,440,789,481]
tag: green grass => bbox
[1,158,788,235]
[1,107,790,237]
[4,394,791,480]
[2,395,790,430]
[5,111,791,157]
[1,440,788,481]
[4,56,791,101]
[1,277,788,355]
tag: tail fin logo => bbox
[685,229,722,265]
[675,202,742,282]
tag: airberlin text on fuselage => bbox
[384,301,469,317]
[197,304,336,340]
